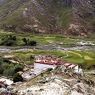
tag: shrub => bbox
[13,73,23,82]
[0,58,4,65]
[29,41,37,46]
[47,68,53,72]
[14,64,24,73]
[22,37,37,46]
[22,38,28,45]
[0,66,4,74]
[1,35,17,46]
[30,55,34,60]
[5,40,16,46]
[0,58,24,77]
[3,67,15,76]
[12,35,16,41]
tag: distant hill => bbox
[0,0,72,33]
[72,0,95,35]
[0,0,94,35]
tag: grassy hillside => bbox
[0,0,31,26]
[0,0,72,32]
[58,7,72,28]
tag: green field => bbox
[10,49,95,68]
[0,30,95,69]
[0,30,90,46]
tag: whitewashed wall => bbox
[34,63,56,75]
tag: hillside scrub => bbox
[0,58,24,77]
[13,73,23,82]
[0,34,37,46]
[0,35,17,46]
[22,38,37,46]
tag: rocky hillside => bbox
[72,0,95,35]
[0,0,72,33]
[0,0,94,34]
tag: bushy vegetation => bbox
[13,73,23,82]
[0,58,24,77]
[14,53,35,65]
[0,34,37,46]
[22,38,37,46]
[0,35,17,46]
[1,31,95,47]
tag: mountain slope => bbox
[0,0,72,33]
[72,0,95,33]
[0,0,94,34]
[0,0,31,27]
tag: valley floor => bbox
[0,30,95,95]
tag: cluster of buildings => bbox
[22,55,83,80]
[35,55,63,65]
[34,55,83,74]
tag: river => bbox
[0,45,95,53]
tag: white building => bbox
[34,56,83,75]
[34,63,56,75]
[22,56,83,80]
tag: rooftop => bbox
[35,56,77,69]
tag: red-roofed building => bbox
[34,56,83,74]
